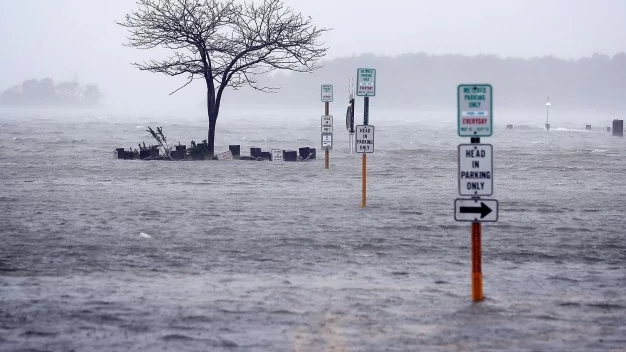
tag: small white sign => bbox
[271,149,283,162]
[321,84,333,102]
[458,144,493,196]
[216,150,233,160]
[357,68,376,96]
[321,115,333,132]
[355,125,375,153]
[321,132,333,150]
[458,84,493,137]
[454,198,498,222]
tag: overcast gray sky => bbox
[1,0,624,113]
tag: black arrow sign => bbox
[460,202,492,218]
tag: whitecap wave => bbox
[553,127,588,132]
[12,136,36,142]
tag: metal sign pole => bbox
[356,68,375,208]
[349,96,355,154]
[545,96,551,131]
[360,96,369,208]
[364,97,369,125]
[325,101,330,169]
[320,84,333,168]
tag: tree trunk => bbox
[206,84,217,155]
[207,113,217,155]
[205,73,218,155]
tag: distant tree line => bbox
[225,52,626,110]
[0,78,103,107]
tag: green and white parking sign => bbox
[321,84,333,102]
[357,68,376,96]
[457,84,492,137]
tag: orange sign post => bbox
[455,83,498,302]
[471,222,483,301]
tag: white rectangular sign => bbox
[458,144,493,196]
[321,84,333,102]
[321,132,333,150]
[355,125,375,153]
[454,198,499,222]
[216,150,233,160]
[457,84,493,137]
[357,68,376,96]
[271,149,283,162]
[321,115,333,132]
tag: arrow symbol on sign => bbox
[460,202,492,218]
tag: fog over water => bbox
[1,0,626,116]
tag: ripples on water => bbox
[0,114,625,351]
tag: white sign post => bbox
[455,198,498,222]
[357,68,376,97]
[355,125,375,153]
[458,144,493,196]
[457,84,492,137]
[271,149,283,163]
[321,84,333,102]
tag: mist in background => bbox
[1,0,625,124]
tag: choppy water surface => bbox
[0,111,625,351]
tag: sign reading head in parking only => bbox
[458,144,493,196]
[355,125,374,153]
[321,115,333,133]
[458,84,492,137]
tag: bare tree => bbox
[118,0,329,154]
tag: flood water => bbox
[0,110,624,351]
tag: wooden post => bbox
[471,222,483,302]
[325,101,330,169]
[360,153,367,208]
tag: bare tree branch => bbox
[118,0,330,153]
[169,74,196,95]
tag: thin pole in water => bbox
[471,221,483,301]
[360,96,369,207]
[360,153,367,208]
[545,96,551,131]
[325,101,330,169]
